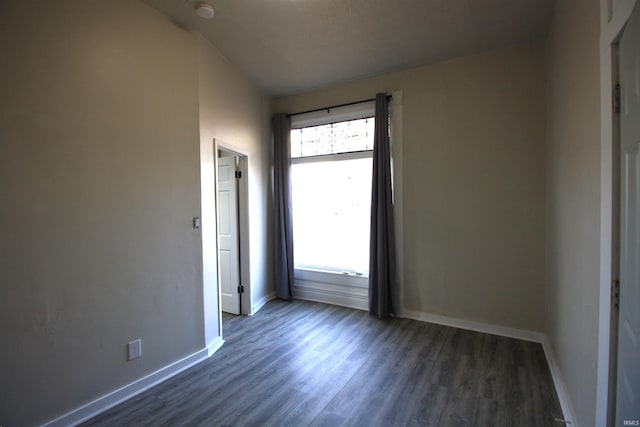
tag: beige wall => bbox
[197,35,273,324]
[545,0,602,425]
[275,42,547,332]
[0,0,608,424]
[0,1,268,425]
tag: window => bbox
[291,116,374,276]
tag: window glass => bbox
[290,116,374,275]
[291,157,372,275]
[291,117,374,158]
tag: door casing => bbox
[613,2,640,423]
[597,1,639,426]
[217,153,241,315]
[214,140,251,320]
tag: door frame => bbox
[214,140,252,320]
[597,1,638,425]
[217,154,242,315]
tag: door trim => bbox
[214,140,252,320]
[217,154,241,315]
[597,1,638,426]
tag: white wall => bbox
[545,0,602,425]
[275,42,547,332]
[0,1,269,425]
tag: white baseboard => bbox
[43,340,224,427]
[399,308,544,343]
[542,336,578,426]
[251,292,275,315]
[294,280,368,311]
[206,336,225,357]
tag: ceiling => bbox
[142,0,556,96]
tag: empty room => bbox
[1,0,638,426]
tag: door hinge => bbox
[612,279,620,310]
[235,170,242,179]
[237,285,244,294]
[614,83,621,114]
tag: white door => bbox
[616,2,640,424]
[218,155,241,315]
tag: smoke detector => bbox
[196,3,215,19]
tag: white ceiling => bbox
[143,0,556,96]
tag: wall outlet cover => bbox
[128,339,142,361]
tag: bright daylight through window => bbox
[291,117,374,276]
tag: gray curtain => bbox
[273,113,294,300]
[369,93,396,318]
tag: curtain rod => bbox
[287,95,392,118]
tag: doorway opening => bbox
[215,142,251,331]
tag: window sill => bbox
[293,268,369,311]
[294,268,368,289]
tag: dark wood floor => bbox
[82,300,564,426]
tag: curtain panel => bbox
[368,93,396,318]
[273,113,294,300]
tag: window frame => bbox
[291,149,372,166]
[290,105,375,280]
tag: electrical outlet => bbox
[128,339,142,361]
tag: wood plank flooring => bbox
[82,300,564,426]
